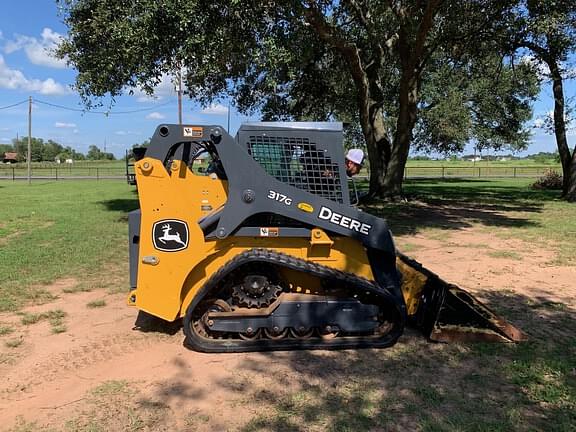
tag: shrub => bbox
[532,170,563,190]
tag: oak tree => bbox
[57,0,538,197]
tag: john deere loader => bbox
[127,122,524,352]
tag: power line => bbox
[33,98,175,115]
[0,100,29,110]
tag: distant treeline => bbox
[409,151,560,163]
[0,137,115,162]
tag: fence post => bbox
[55,168,58,180]
[404,167,408,179]
[12,167,15,181]
[513,167,516,178]
[478,167,481,177]
[97,167,99,181]
[442,167,445,179]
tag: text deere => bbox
[318,206,371,235]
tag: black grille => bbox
[247,136,343,203]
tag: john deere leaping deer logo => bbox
[152,220,189,252]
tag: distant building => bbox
[463,156,482,162]
[2,152,18,163]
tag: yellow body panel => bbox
[129,157,382,321]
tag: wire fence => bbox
[0,166,127,180]
[0,164,561,181]
[403,165,560,179]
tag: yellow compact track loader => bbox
[127,123,524,352]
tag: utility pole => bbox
[227,101,230,133]
[177,66,183,125]
[27,96,32,185]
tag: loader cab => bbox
[236,122,351,205]
[155,139,227,180]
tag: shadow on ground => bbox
[133,310,182,336]
[359,179,551,236]
[133,291,574,431]
[99,196,140,214]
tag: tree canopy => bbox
[58,0,544,197]
[86,144,115,160]
[511,0,576,200]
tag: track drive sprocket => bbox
[229,265,283,308]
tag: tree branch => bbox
[343,0,386,74]
[302,2,368,95]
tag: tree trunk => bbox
[549,61,576,201]
[565,148,576,202]
[359,73,419,199]
[357,99,392,198]
[382,72,419,197]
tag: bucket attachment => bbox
[397,253,527,343]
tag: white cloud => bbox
[55,122,77,128]
[519,55,550,79]
[115,130,140,136]
[146,111,165,120]
[35,78,69,95]
[4,28,66,69]
[520,54,576,80]
[0,54,69,95]
[201,103,229,115]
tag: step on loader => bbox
[127,123,525,352]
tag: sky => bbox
[0,1,573,159]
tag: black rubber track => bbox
[183,248,406,353]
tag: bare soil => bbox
[0,228,574,431]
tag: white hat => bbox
[346,148,364,165]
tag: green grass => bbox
[487,250,523,260]
[0,181,135,312]
[90,380,131,397]
[86,299,107,308]
[0,324,14,335]
[4,337,23,348]
[20,309,65,325]
[19,309,67,333]
[364,178,576,264]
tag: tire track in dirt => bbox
[1,331,170,396]
[0,285,255,431]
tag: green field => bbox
[0,181,137,311]
[1,179,574,431]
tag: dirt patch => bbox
[0,231,24,247]
[396,228,576,343]
[0,229,574,431]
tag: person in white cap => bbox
[345,148,364,177]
